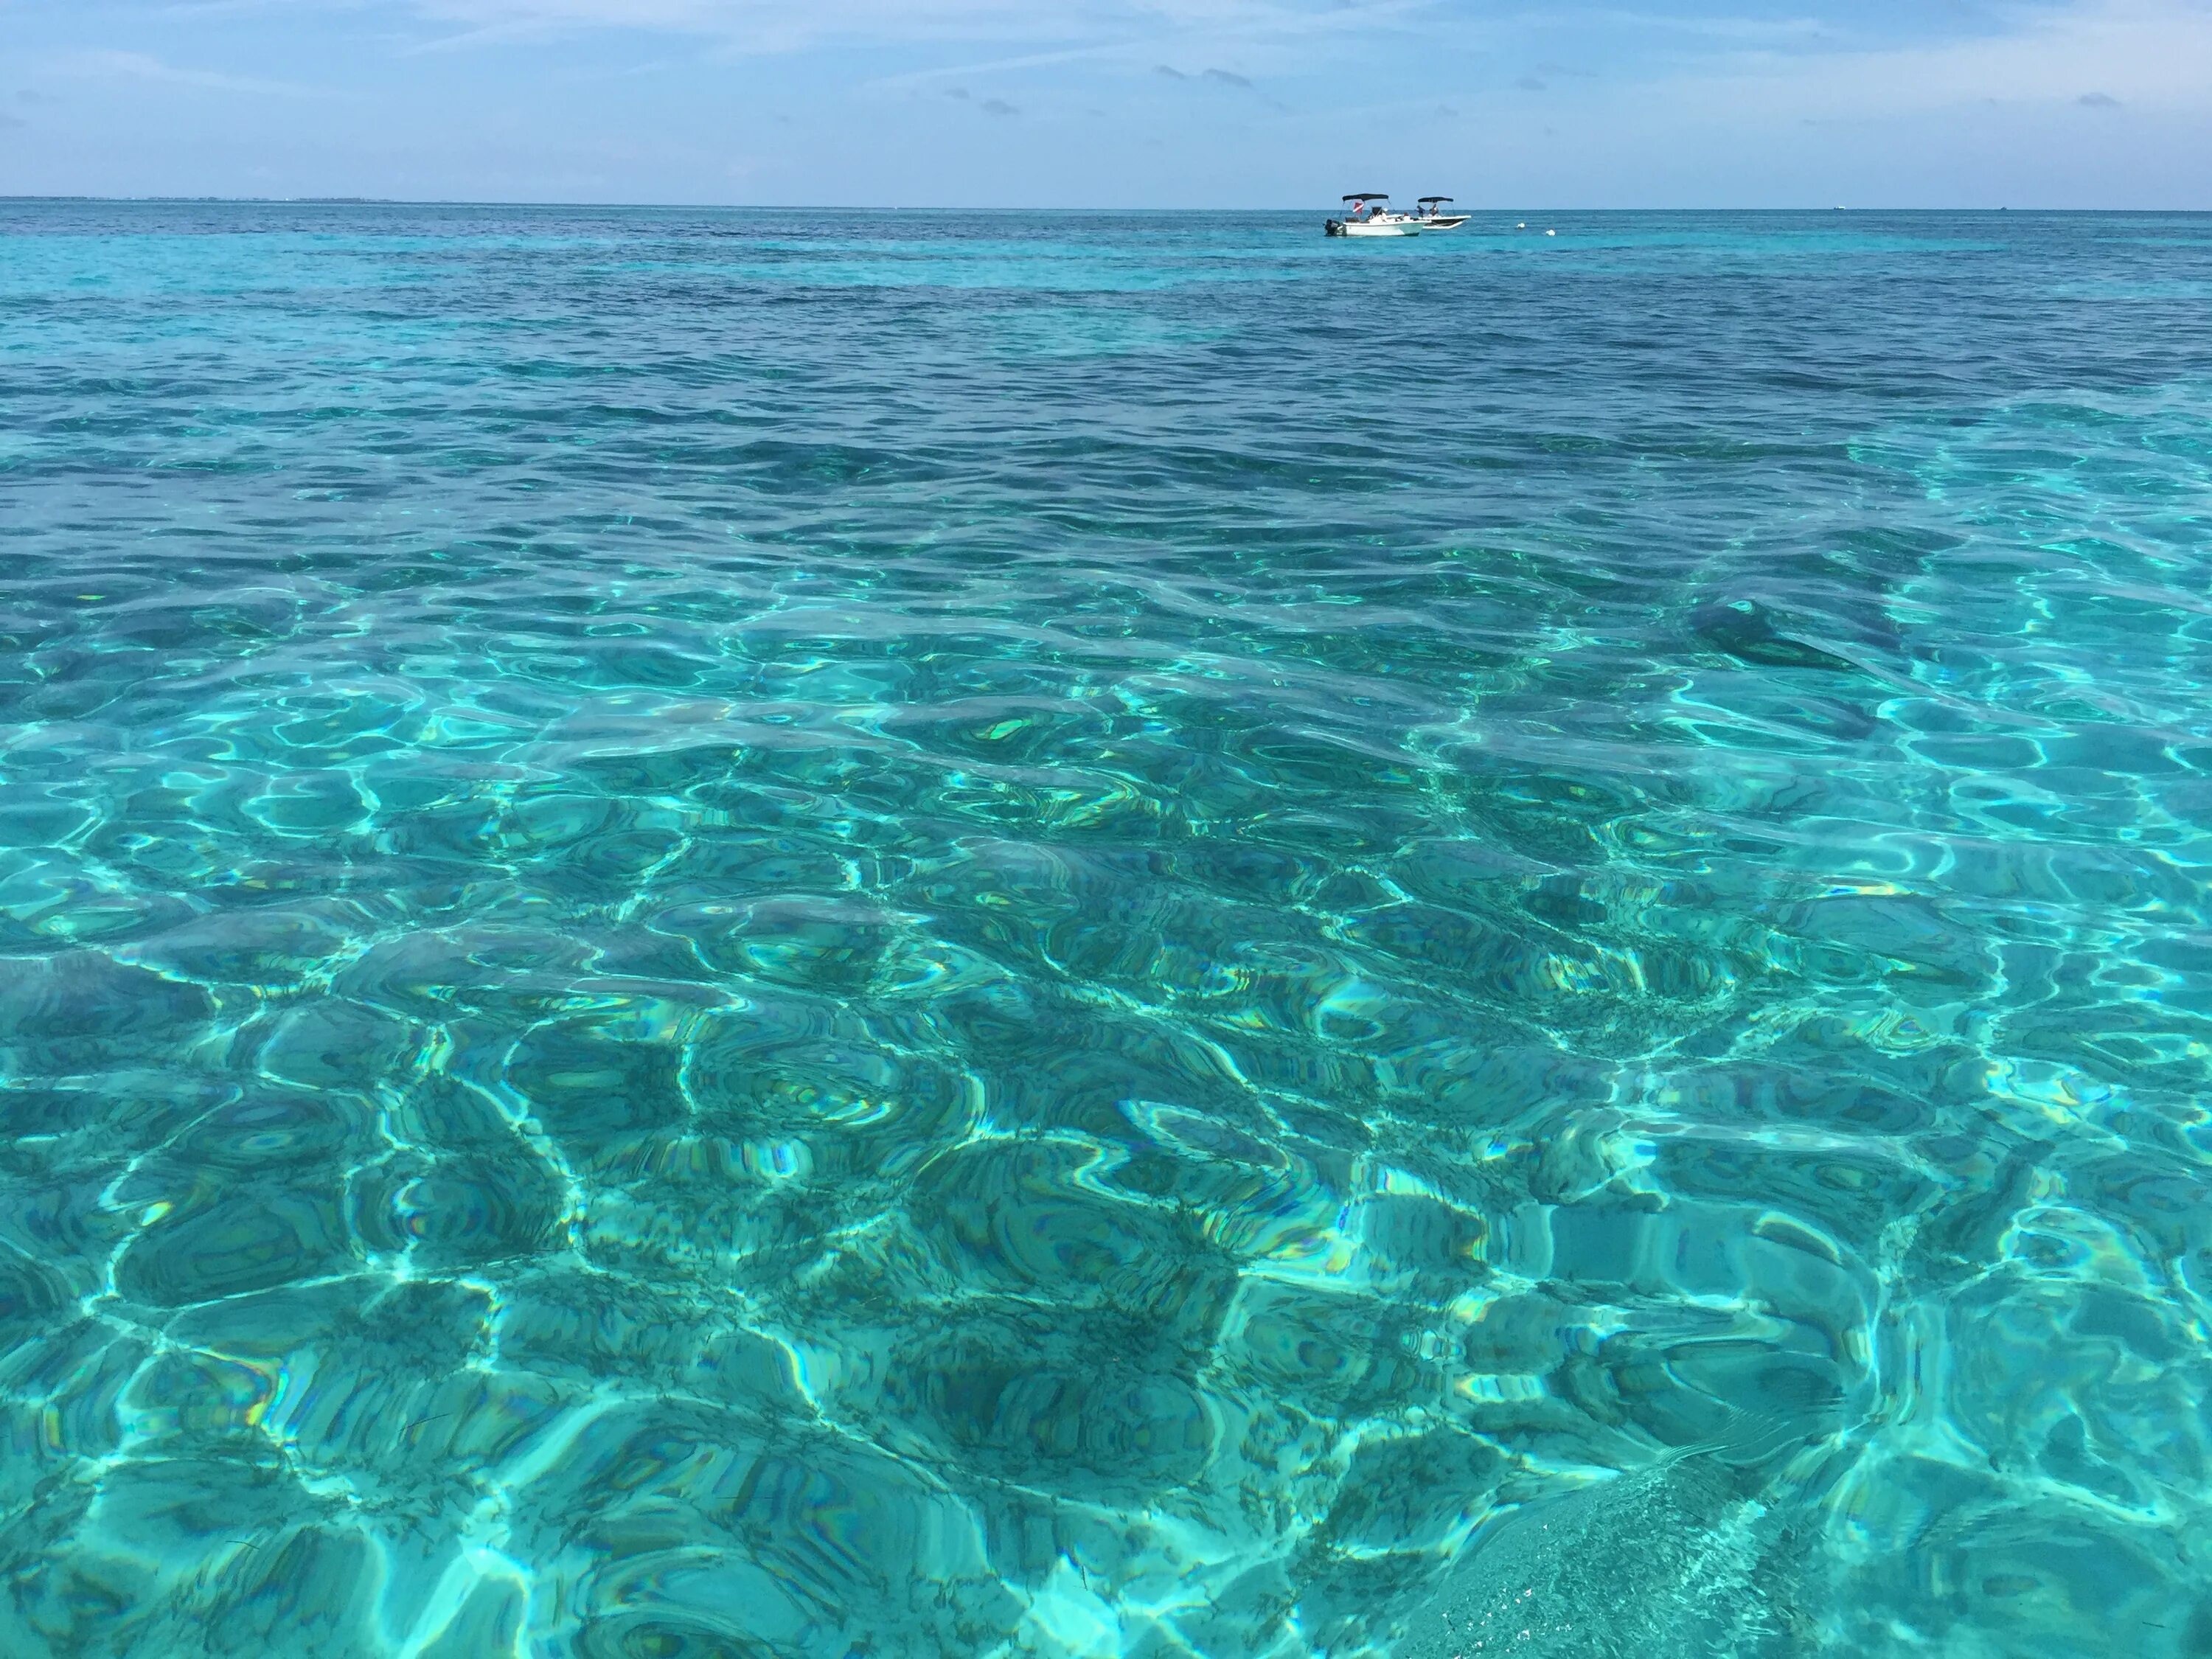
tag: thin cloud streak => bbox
[400,0,1438,57]
[863,0,1430,91]
[41,47,317,97]
[1625,0,2212,116]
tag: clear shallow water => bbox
[2,201,2211,1658]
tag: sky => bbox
[3,0,2210,206]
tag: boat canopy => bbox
[1418,196,1453,204]
[1342,192,1389,201]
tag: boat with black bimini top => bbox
[1325,194,1422,237]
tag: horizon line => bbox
[4,195,2208,213]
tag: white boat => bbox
[1414,195,1470,230]
[1325,193,1422,237]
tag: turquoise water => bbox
[3,201,2211,1657]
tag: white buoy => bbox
[1545,228,1557,236]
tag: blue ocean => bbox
[3,201,2210,1657]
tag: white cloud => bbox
[359,0,2212,125]
[44,47,313,96]
[61,0,2212,128]
[1619,0,2212,116]
[392,0,1422,55]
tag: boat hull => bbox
[1327,219,1421,237]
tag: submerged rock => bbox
[1688,598,1861,673]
